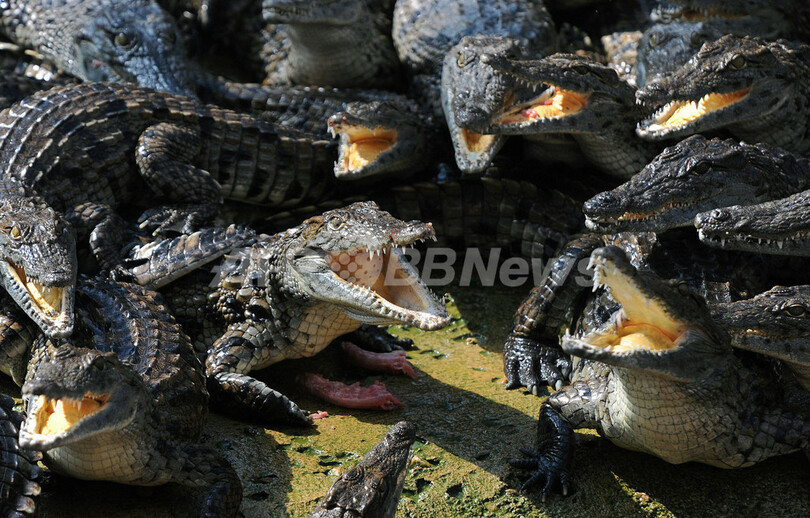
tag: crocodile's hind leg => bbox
[0,394,41,517]
[205,323,313,425]
[162,439,242,518]
[135,122,223,235]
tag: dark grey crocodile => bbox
[393,0,557,117]
[18,278,241,517]
[583,135,810,233]
[695,191,810,256]
[0,81,333,337]
[511,246,810,496]
[261,0,402,89]
[0,393,41,518]
[636,22,723,86]
[160,202,450,425]
[447,46,660,178]
[636,36,810,153]
[311,421,415,518]
[0,0,195,95]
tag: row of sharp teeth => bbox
[587,255,610,293]
[359,237,438,260]
[617,200,691,221]
[699,228,810,249]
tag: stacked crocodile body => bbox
[1,0,810,516]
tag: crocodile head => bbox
[583,136,795,232]
[562,246,729,382]
[328,99,426,181]
[312,421,416,518]
[651,0,798,40]
[695,192,810,256]
[711,285,810,365]
[262,0,364,24]
[636,22,723,86]
[0,196,76,337]
[19,344,147,451]
[636,36,807,140]
[273,201,449,330]
[440,36,521,173]
[472,52,638,137]
[73,2,195,95]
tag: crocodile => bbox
[18,278,242,517]
[0,81,333,337]
[0,393,41,518]
[636,36,810,154]
[510,246,810,496]
[393,0,557,117]
[448,47,660,178]
[261,0,402,89]
[159,201,450,425]
[650,0,810,41]
[636,22,723,86]
[583,135,810,233]
[695,191,810,256]
[0,0,196,95]
[311,421,416,518]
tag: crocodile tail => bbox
[208,371,313,426]
[0,394,41,517]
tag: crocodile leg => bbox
[0,298,37,386]
[162,440,242,518]
[134,122,222,235]
[0,394,41,518]
[345,324,414,352]
[504,235,602,393]
[64,202,128,273]
[205,324,313,425]
[511,377,607,498]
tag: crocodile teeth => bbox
[649,89,751,130]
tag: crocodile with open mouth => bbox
[583,135,810,233]
[636,35,810,153]
[510,246,810,497]
[445,44,659,178]
[18,278,241,517]
[0,81,334,337]
[160,202,450,425]
[311,421,416,518]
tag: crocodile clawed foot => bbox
[207,372,313,426]
[347,324,415,352]
[504,337,572,394]
[510,447,571,500]
[138,205,214,236]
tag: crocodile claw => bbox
[137,205,214,236]
[504,336,572,394]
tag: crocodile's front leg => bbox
[64,202,128,273]
[135,122,223,235]
[205,322,313,425]
[511,376,608,499]
[504,234,602,393]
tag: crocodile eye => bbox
[729,55,746,69]
[690,161,710,175]
[327,217,344,231]
[90,356,106,370]
[456,52,466,68]
[676,281,690,295]
[115,32,134,48]
[9,226,22,240]
[344,467,362,482]
[785,304,806,317]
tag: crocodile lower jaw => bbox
[496,86,590,127]
[332,124,397,177]
[3,259,72,335]
[642,88,751,133]
[20,393,110,450]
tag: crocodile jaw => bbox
[2,259,73,337]
[496,85,590,127]
[20,393,119,450]
[332,124,398,179]
[638,88,751,136]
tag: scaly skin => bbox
[0,394,41,518]
[0,82,333,337]
[636,22,723,86]
[0,0,195,95]
[311,421,416,518]
[583,135,810,233]
[261,0,401,88]
[450,48,659,178]
[161,202,450,425]
[636,36,810,153]
[512,247,810,497]
[696,190,810,256]
[19,278,241,517]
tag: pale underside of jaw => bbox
[496,85,590,126]
[327,242,446,324]
[332,125,397,174]
[583,255,684,354]
[4,259,67,320]
[644,88,751,132]
[26,393,109,443]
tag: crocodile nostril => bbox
[584,191,621,214]
[710,208,730,221]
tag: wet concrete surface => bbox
[5,283,810,517]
